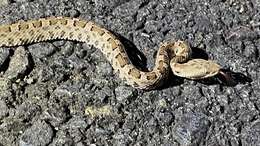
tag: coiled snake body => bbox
[0,17,221,89]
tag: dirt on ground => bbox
[0,0,259,145]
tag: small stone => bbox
[42,103,69,127]
[38,67,55,82]
[173,112,210,146]
[15,102,40,121]
[244,41,258,60]
[241,120,260,146]
[144,20,161,33]
[0,100,8,119]
[0,77,11,91]
[59,41,74,56]
[115,86,136,103]
[0,0,9,6]
[25,83,48,100]
[25,77,34,84]
[0,77,13,99]
[20,120,54,146]
[28,42,56,59]
[155,111,174,126]
[66,116,88,129]
[96,61,113,76]
[158,99,167,108]
[66,9,80,17]
[4,47,30,80]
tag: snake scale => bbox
[0,17,222,89]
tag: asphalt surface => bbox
[0,0,259,146]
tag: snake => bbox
[0,17,222,89]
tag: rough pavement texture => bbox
[0,0,259,145]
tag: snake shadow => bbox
[188,47,252,87]
[198,69,252,87]
[114,34,252,89]
[114,33,148,71]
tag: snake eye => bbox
[175,48,179,54]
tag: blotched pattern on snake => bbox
[0,17,222,89]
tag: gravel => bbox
[0,0,259,145]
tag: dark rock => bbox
[28,42,56,59]
[4,47,30,80]
[14,102,40,121]
[173,112,210,146]
[41,102,69,127]
[20,120,54,146]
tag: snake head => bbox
[170,59,221,79]
[171,40,192,62]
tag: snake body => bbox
[0,17,221,89]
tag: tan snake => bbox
[0,17,222,89]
